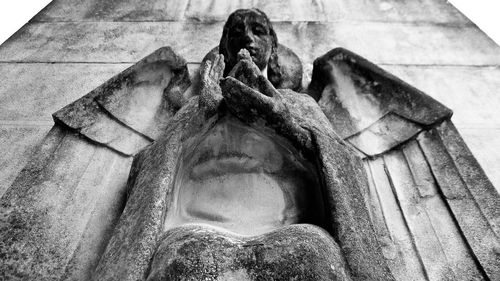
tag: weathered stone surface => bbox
[307,47,498,280]
[1,1,498,280]
[311,48,450,156]
[435,122,500,236]
[0,62,205,122]
[32,0,468,23]
[0,63,130,121]
[147,224,351,281]
[93,99,197,281]
[33,0,188,22]
[184,0,469,23]
[459,128,500,191]
[0,22,212,63]
[203,45,303,92]
[363,143,484,281]
[185,0,332,22]
[418,123,500,280]
[60,148,132,281]
[344,64,500,189]
[383,65,500,129]
[53,47,191,155]
[165,114,325,236]
[345,113,422,156]
[3,64,498,137]
[94,58,394,280]
[3,64,499,173]
[0,125,51,198]
[1,22,499,66]
[94,47,191,139]
[363,156,428,280]
[383,147,483,280]
[221,59,394,280]
[290,22,500,67]
[0,126,132,280]
[2,63,498,189]
[54,86,152,155]
[331,0,468,23]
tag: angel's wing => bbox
[0,47,191,280]
[309,48,499,281]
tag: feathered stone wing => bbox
[309,48,500,281]
[0,47,191,280]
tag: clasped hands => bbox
[199,49,333,153]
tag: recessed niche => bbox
[164,114,325,236]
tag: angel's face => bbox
[225,11,274,71]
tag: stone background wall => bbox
[0,0,499,197]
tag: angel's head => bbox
[219,9,281,85]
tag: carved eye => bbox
[253,25,266,36]
[229,25,244,36]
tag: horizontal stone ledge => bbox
[1,21,499,66]
[29,19,476,28]
[0,63,131,122]
[1,62,499,130]
[32,0,468,24]
[2,61,499,68]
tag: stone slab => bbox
[3,63,498,132]
[0,125,51,198]
[0,63,131,121]
[385,65,500,191]
[1,22,499,66]
[460,128,500,193]
[32,0,469,24]
[295,22,500,67]
[33,0,188,22]
[0,62,201,123]
[330,0,468,24]
[382,65,500,129]
[456,127,500,192]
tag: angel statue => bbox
[1,8,498,281]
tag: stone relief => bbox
[1,8,499,281]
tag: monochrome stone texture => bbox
[0,2,499,281]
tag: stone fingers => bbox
[227,59,261,86]
[210,54,225,81]
[221,76,275,119]
[256,75,276,97]
[199,59,211,82]
[221,77,313,152]
[237,49,252,61]
[199,57,223,116]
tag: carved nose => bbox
[243,30,255,44]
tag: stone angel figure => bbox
[1,8,498,281]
